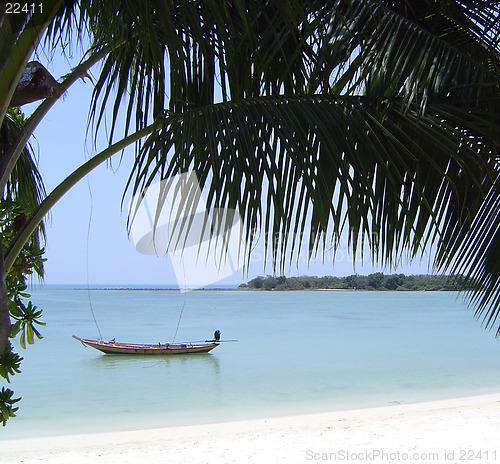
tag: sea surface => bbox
[2,287,500,439]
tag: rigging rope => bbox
[86,178,102,340]
[171,258,187,343]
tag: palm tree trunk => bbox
[4,123,156,273]
[0,123,157,353]
[0,125,156,354]
[0,120,155,354]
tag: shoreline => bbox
[70,287,448,292]
[3,393,500,463]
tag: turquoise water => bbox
[2,288,500,439]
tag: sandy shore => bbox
[3,393,500,464]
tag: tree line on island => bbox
[240,273,463,291]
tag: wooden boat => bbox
[72,335,219,355]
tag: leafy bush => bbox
[0,199,45,425]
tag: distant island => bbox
[239,273,463,291]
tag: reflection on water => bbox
[88,352,221,374]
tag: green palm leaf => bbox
[1,109,46,244]
[128,95,496,274]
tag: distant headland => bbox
[70,273,466,292]
[239,273,464,291]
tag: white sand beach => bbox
[3,393,500,464]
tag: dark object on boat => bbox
[214,330,221,341]
[72,335,219,355]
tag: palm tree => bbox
[1,0,500,423]
[83,0,500,330]
[0,0,63,358]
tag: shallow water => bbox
[2,288,500,438]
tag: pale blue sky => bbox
[23,48,433,286]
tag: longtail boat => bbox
[72,335,219,355]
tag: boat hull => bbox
[73,335,219,355]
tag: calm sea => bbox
[2,287,500,439]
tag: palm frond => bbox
[325,1,500,110]
[127,95,496,274]
[438,174,500,335]
[1,109,46,244]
